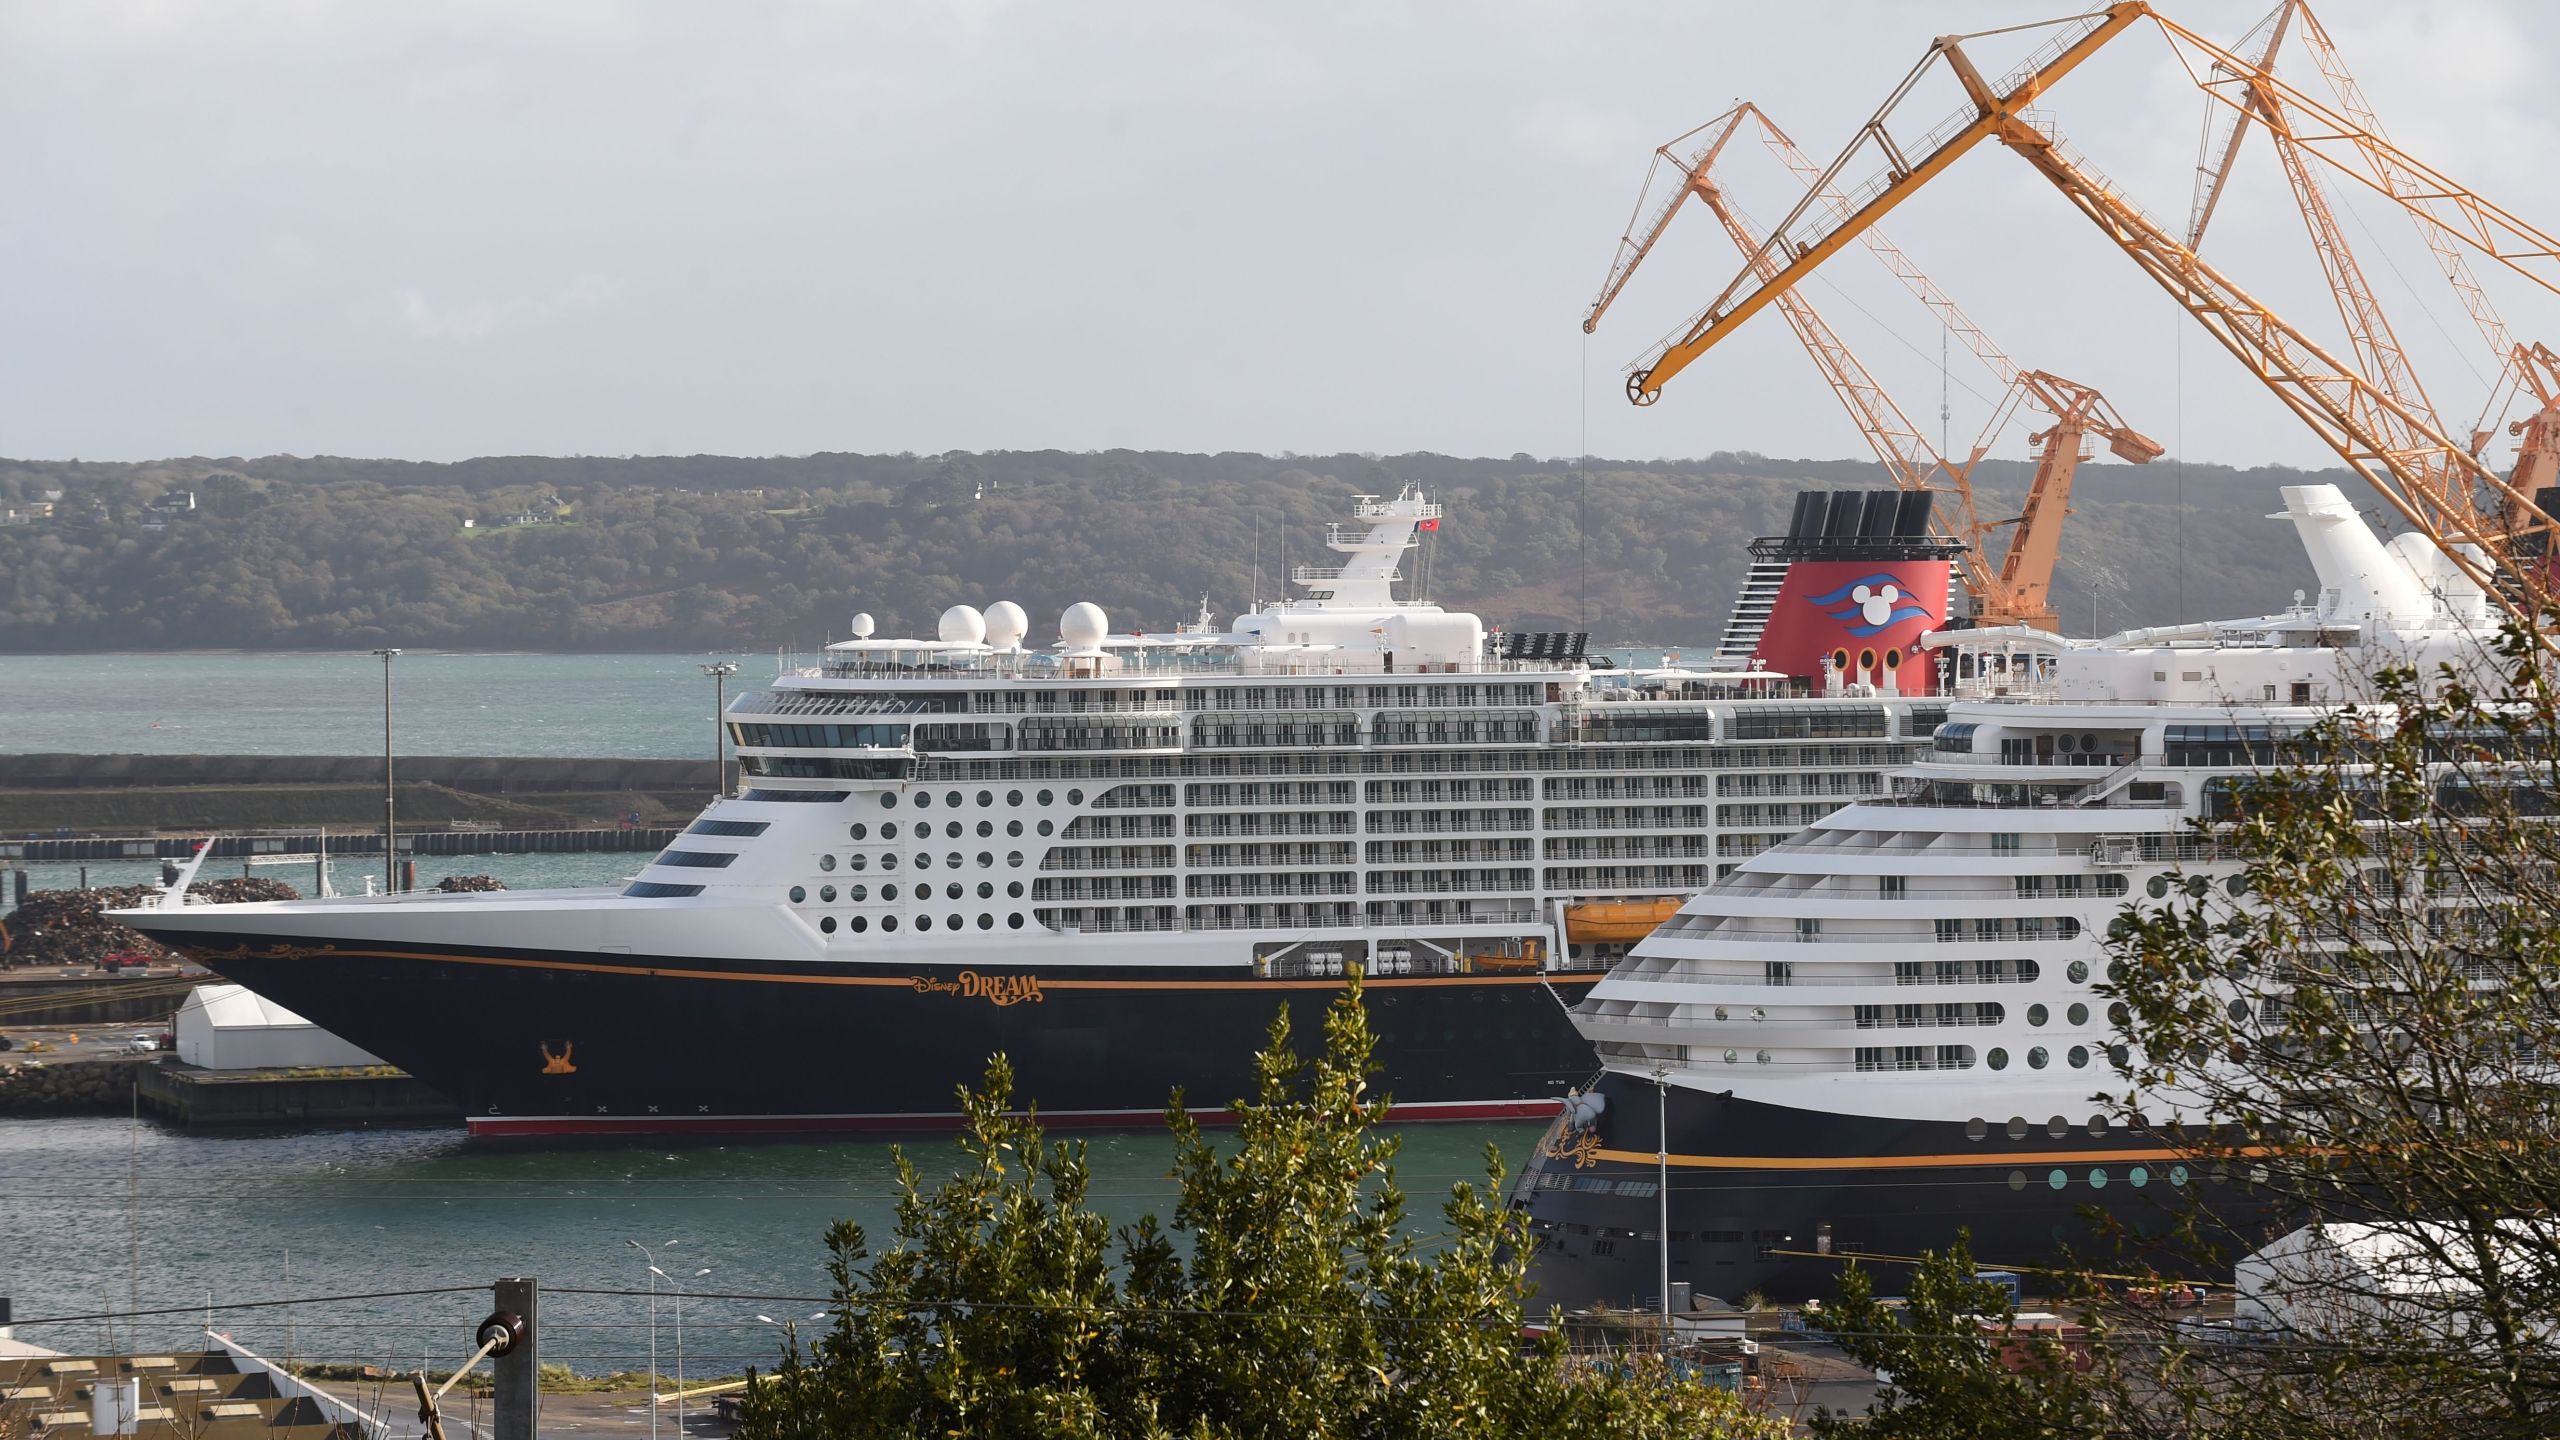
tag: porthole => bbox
[2107,1043,2131,1068]
[2169,1165,2189,1187]
[2088,1168,2109,1189]
[849,884,868,902]
[2066,960,2088,984]
[819,885,836,902]
[2057,733,2076,754]
[978,821,994,838]
[917,915,933,931]
[1722,1049,1738,1064]
[1986,1048,2009,1071]
[978,914,994,930]
[850,823,868,841]
[850,854,869,872]
[2227,998,2249,1022]
[882,915,900,932]
[2047,1115,2069,1138]
[2006,1116,2028,1140]
[1067,788,1084,805]
[946,883,963,901]
[883,822,900,840]
[1007,881,1024,899]
[2226,873,2250,897]
[1007,851,1024,867]
[2187,874,2211,897]
[1036,789,1054,805]
[2147,875,2169,899]
[850,915,869,934]
[2048,1169,2068,1191]
[915,853,933,870]
[880,793,898,809]
[1965,1117,1988,1142]
[946,822,963,839]
[977,790,993,807]
[1006,789,1023,806]
[2028,1047,2050,1070]
[1037,820,1054,836]
[2008,1171,2028,1192]
[1007,913,1025,929]
[818,854,836,872]
[1007,820,1024,837]
[882,853,900,870]
[1714,1006,1729,1021]
[1754,1050,1770,1065]
[977,852,993,868]
[882,884,900,901]
[2068,1046,2091,1069]
[789,885,807,903]
[2027,1004,2048,1027]
[916,792,932,809]
[2067,1003,2089,1026]
[948,915,962,930]
[977,882,994,899]
[2109,1002,2129,1027]
[819,916,837,934]
[2128,1166,2149,1188]
[945,790,962,807]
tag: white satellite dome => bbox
[849,612,876,639]
[938,604,988,646]
[1059,601,1110,649]
[983,600,1029,650]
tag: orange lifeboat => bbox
[1564,897,1682,944]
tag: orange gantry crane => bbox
[1586,101,2159,631]
[1618,1,2560,625]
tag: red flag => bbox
[1417,517,1440,532]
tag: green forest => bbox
[0,449,2342,651]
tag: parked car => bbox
[127,1033,160,1054]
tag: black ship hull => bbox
[1516,1072,2291,1309]
[146,927,1601,1136]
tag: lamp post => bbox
[370,648,401,892]
[627,1239,677,1440]
[701,662,739,798]
[666,1266,710,1437]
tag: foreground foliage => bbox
[734,979,1777,1439]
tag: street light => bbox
[627,1239,679,1440]
[664,1266,711,1438]
[370,648,401,893]
[701,662,739,798]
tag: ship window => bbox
[947,791,963,806]
[949,914,963,930]
[978,882,994,899]
[819,916,837,934]
[2047,1114,2069,1138]
[1007,881,1024,898]
[2026,1005,2048,1027]
[2128,1166,2148,1188]
[819,885,836,903]
[1755,1050,1770,1065]
[1067,788,1085,804]
[849,854,868,872]
[882,884,900,901]
[883,823,900,839]
[2066,960,2088,984]
[1985,1048,2007,1071]
[881,853,900,870]
[688,819,770,838]
[2048,1169,2068,1191]
[1965,1117,1987,1141]
[978,821,993,838]
[851,915,869,933]
[2028,1047,2050,1069]
[883,915,900,932]
[2008,1171,2027,1191]
[1008,914,1025,929]
[946,883,963,900]
[916,792,933,808]
[978,914,994,930]
[2088,1168,2108,1189]
[916,853,933,870]
[655,849,738,869]
[2088,1114,2108,1138]
[978,852,993,868]
[1007,820,1024,837]
[818,854,836,872]
[1007,852,1024,867]
[850,823,868,840]
[1037,789,1054,805]
[849,885,867,902]
[1007,789,1023,806]
[2068,1046,2091,1069]
[2006,1116,2028,1139]
[1038,820,1055,836]
[882,794,898,808]
[624,881,705,898]
[977,791,992,806]
[2067,1003,2089,1026]
[789,886,807,903]
[917,915,933,931]
[742,788,851,803]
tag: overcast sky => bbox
[6,0,2556,469]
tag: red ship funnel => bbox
[1746,492,1965,696]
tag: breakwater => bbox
[0,1055,149,1116]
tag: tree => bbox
[735,978,1779,1440]
[1808,1236,2111,1439]
[2098,635,2560,1438]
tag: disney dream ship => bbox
[122,486,1975,1136]
[1513,485,2501,1306]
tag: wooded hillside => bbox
[0,449,2341,651]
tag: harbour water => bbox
[0,650,1597,1368]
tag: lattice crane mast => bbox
[1588,102,2160,630]
[1620,2,2558,626]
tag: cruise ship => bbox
[1513,484,2502,1306]
[119,485,1965,1137]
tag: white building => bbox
[172,984,383,1070]
[2236,1221,2555,1347]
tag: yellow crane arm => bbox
[1623,4,2147,406]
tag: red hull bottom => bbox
[468,1096,1564,1138]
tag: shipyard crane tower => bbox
[1617,2,2560,627]
[1587,102,2161,633]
